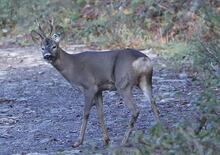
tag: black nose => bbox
[43,54,53,60]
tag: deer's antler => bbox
[48,17,54,36]
[35,18,54,38]
[35,20,46,38]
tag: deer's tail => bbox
[132,57,153,75]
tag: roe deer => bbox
[31,21,160,147]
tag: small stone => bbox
[38,71,45,75]
[186,103,191,107]
[0,117,17,125]
[0,106,10,113]
[40,138,50,144]
[179,72,188,79]
[19,59,24,63]
[60,149,81,154]
[26,153,47,155]
[2,28,8,33]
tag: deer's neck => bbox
[52,47,73,73]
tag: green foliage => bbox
[1,0,206,47]
[113,112,219,155]
[1,0,216,48]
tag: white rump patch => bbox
[132,57,152,74]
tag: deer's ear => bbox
[31,30,43,44]
[52,33,61,43]
[52,25,65,43]
[55,25,64,36]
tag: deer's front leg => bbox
[95,92,110,146]
[73,87,97,148]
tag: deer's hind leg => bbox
[139,75,160,121]
[117,85,140,145]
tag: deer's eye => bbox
[52,45,56,49]
[53,34,57,38]
[42,47,45,50]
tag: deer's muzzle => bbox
[43,53,53,61]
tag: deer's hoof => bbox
[157,109,160,115]
[120,141,131,147]
[103,137,110,146]
[72,140,82,148]
[121,138,128,146]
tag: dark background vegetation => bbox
[0,0,219,154]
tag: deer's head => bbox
[31,20,64,62]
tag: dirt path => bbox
[0,46,198,155]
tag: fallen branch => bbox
[0,98,16,104]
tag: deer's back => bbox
[73,49,147,90]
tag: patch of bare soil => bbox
[0,46,199,155]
